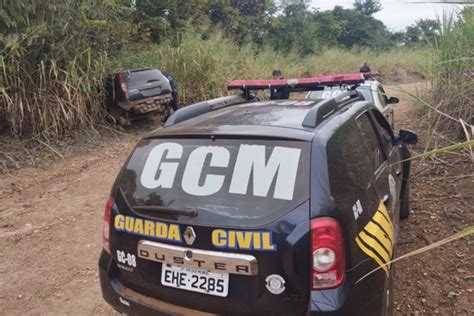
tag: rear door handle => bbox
[383,195,390,205]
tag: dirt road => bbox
[0,83,472,315]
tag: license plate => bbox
[161,264,229,297]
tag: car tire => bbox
[399,181,410,219]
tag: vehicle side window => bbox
[355,112,386,171]
[377,87,388,108]
[371,109,395,153]
[328,124,371,194]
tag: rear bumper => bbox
[119,94,172,113]
[99,251,371,316]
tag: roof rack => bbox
[302,90,361,128]
[164,95,248,127]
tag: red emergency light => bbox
[228,73,367,91]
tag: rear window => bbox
[118,138,310,227]
[307,86,374,103]
[125,69,164,89]
[307,87,343,99]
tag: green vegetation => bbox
[428,6,473,139]
[0,0,443,137]
[116,33,426,105]
[0,0,134,137]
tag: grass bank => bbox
[1,31,427,138]
[427,7,473,140]
[116,33,427,105]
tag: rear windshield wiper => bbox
[132,205,198,218]
[146,79,160,83]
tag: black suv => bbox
[99,73,417,315]
[106,68,176,125]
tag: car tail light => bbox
[102,197,114,254]
[311,217,345,289]
[118,73,127,94]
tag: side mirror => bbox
[388,96,399,104]
[399,129,418,145]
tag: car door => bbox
[326,113,397,314]
[355,111,401,237]
[326,122,389,315]
[369,109,402,235]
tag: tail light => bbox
[118,73,127,94]
[311,217,345,289]
[102,197,114,254]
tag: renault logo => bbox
[183,226,196,246]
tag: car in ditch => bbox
[105,68,177,125]
[305,72,399,128]
[98,73,418,315]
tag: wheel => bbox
[399,180,410,219]
[108,103,130,126]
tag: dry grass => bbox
[0,54,109,137]
[115,32,427,106]
[1,30,426,138]
[427,8,473,141]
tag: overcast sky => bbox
[310,0,461,31]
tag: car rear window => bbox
[307,86,374,103]
[118,138,310,227]
[308,87,343,99]
[125,69,164,89]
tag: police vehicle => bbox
[305,72,399,128]
[99,73,418,315]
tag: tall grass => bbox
[428,6,473,139]
[0,53,109,137]
[115,32,427,105]
[1,25,426,138]
[0,0,132,138]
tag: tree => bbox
[401,19,440,46]
[134,0,209,44]
[207,0,275,45]
[353,0,382,16]
[267,0,321,55]
[312,10,343,48]
[416,19,440,41]
[332,6,392,49]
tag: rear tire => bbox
[399,181,410,219]
[109,103,130,126]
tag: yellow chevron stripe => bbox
[356,237,389,275]
[378,201,394,227]
[364,221,393,257]
[358,230,391,262]
[373,210,394,240]
[354,200,396,276]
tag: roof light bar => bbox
[228,73,365,91]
